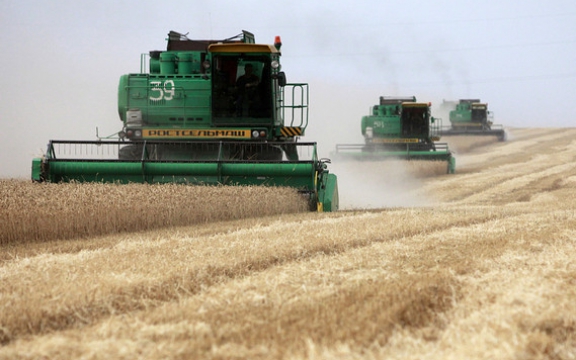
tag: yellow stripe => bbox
[208,43,278,54]
[143,129,252,138]
[401,102,429,108]
[280,127,302,137]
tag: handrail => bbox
[279,83,309,129]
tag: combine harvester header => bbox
[31,30,338,212]
[332,96,456,174]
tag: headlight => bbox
[365,127,373,139]
[251,130,267,139]
[271,60,280,69]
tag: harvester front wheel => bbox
[119,144,144,160]
[233,144,283,161]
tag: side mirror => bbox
[277,71,287,87]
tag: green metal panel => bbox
[448,156,456,174]
[43,161,316,187]
[118,75,150,122]
[449,108,473,123]
[149,57,160,74]
[362,114,402,138]
[48,162,217,177]
[44,161,310,177]
[160,52,177,74]
[119,75,211,125]
[318,173,338,212]
[220,163,313,176]
[31,158,42,181]
[117,74,129,121]
[177,52,193,74]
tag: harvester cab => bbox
[31,30,339,212]
[438,99,506,141]
[332,96,455,174]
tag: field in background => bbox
[1,128,576,359]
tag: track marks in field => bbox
[0,208,520,345]
[450,128,575,173]
[450,160,576,205]
[5,206,574,358]
[422,128,576,205]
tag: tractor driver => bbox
[235,63,260,116]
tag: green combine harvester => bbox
[31,30,339,212]
[331,96,456,174]
[438,99,506,141]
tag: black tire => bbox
[119,144,143,160]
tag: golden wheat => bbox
[1,128,576,359]
[0,181,309,246]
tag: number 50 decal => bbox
[150,80,175,101]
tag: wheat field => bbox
[1,128,576,359]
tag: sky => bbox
[1,0,575,178]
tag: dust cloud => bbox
[304,81,450,210]
[329,159,440,210]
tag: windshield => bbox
[212,55,272,120]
